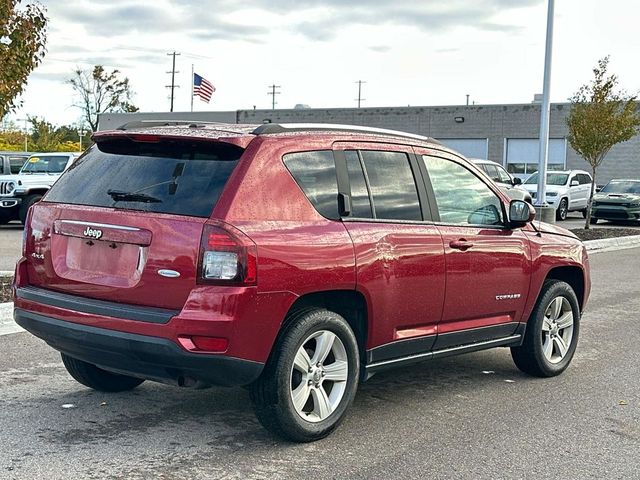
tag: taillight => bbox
[22,207,34,257]
[197,223,257,285]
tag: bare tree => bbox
[68,65,138,132]
[567,56,640,229]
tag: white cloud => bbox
[9,0,640,127]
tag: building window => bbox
[505,138,566,176]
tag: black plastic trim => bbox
[367,334,437,364]
[365,322,526,375]
[432,322,520,350]
[14,308,264,387]
[16,286,179,324]
[366,333,524,375]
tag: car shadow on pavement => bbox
[28,349,531,449]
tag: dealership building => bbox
[99,102,640,184]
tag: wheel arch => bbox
[281,290,368,365]
[23,188,49,197]
[545,266,586,312]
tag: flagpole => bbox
[190,64,194,113]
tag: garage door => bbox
[505,138,566,179]
[439,139,488,160]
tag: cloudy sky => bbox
[8,0,640,127]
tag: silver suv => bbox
[471,159,532,204]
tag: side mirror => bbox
[509,200,535,229]
[595,186,602,193]
[570,180,579,187]
[512,177,522,185]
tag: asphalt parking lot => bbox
[1,248,639,479]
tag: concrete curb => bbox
[584,234,640,253]
[0,301,21,336]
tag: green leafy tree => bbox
[567,56,640,229]
[68,65,139,132]
[0,1,47,118]
[28,117,82,151]
[0,128,25,150]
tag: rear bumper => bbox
[15,308,264,387]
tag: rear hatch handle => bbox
[53,220,152,246]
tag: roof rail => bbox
[251,123,440,144]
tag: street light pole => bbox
[535,0,555,220]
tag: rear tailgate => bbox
[25,203,205,310]
[21,135,245,311]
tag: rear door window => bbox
[579,174,592,185]
[45,138,243,218]
[284,150,339,219]
[360,150,422,221]
[344,151,373,218]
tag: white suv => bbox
[0,152,80,224]
[519,170,593,220]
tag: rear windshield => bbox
[45,138,243,218]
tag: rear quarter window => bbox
[45,139,243,218]
[283,150,339,220]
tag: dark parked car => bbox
[15,122,590,442]
[591,179,640,224]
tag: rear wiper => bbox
[107,189,162,203]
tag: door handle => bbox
[449,239,473,251]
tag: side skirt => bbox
[364,323,526,379]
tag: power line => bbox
[267,84,281,110]
[166,51,181,112]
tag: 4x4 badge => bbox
[83,227,103,240]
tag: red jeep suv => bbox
[14,122,590,442]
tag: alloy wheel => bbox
[290,330,349,422]
[541,296,574,364]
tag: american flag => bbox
[193,73,215,103]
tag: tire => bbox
[61,353,145,392]
[556,198,568,221]
[590,218,598,225]
[511,280,580,377]
[19,194,42,225]
[250,309,360,442]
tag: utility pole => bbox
[267,84,281,110]
[166,51,181,112]
[78,127,86,151]
[535,0,555,222]
[355,80,366,108]
[18,118,28,151]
